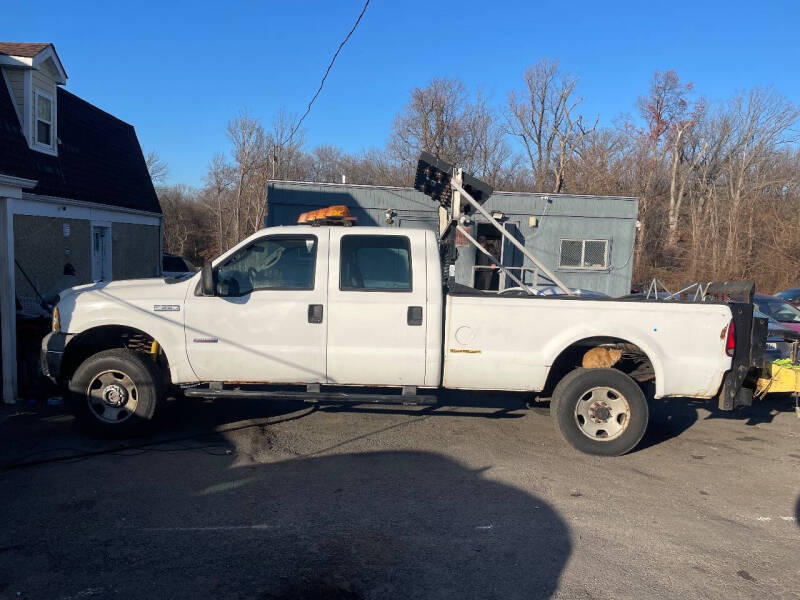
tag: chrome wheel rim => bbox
[86,370,138,423]
[574,386,630,441]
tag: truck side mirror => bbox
[201,261,217,296]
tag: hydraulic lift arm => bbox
[448,177,573,296]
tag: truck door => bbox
[184,231,328,383]
[326,230,428,386]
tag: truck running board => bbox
[182,387,437,406]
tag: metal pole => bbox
[450,179,573,296]
[456,225,534,295]
[452,168,462,222]
[0,198,18,402]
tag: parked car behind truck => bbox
[757,310,800,361]
[754,293,800,334]
[161,253,194,278]
[41,216,767,456]
[775,288,800,309]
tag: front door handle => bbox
[308,304,323,324]
[407,306,423,326]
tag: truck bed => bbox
[442,292,733,398]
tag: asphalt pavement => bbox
[1,391,798,599]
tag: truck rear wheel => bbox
[69,348,164,437]
[550,368,648,456]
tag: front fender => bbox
[60,285,197,384]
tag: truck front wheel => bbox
[68,349,165,437]
[550,368,648,456]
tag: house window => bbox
[559,239,609,270]
[35,91,53,147]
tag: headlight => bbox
[52,306,60,333]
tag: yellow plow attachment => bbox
[756,359,800,395]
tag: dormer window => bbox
[0,42,66,156]
[35,90,53,147]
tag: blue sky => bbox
[4,1,798,186]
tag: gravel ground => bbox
[0,391,798,599]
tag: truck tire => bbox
[550,368,648,456]
[68,348,165,437]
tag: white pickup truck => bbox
[42,223,766,455]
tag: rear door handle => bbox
[407,306,423,326]
[308,304,323,324]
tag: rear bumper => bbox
[41,332,71,384]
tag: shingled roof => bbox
[0,78,161,214]
[0,42,51,58]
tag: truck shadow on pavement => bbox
[796,494,800,530]
[0,449,572,599]
[638,394,797,450]
[4,390,794,466]
[1,391,530,470]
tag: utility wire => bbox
[284,0,370,145]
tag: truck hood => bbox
[57,276,196,334]
[59,276,195,302]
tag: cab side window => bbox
[340,235,411,292]
[216,236,317,296]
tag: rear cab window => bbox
[340,235,412,292]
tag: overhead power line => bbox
[285,0,370,145]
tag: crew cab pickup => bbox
[42,225,766,455]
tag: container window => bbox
[559,239,609,270]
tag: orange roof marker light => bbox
[297,205,357,226]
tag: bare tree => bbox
[157,184,210,260]
[145,150,169,187]
[201,153,236,254]
[506,59,597,193]
[631,70,695,268]
[389,77,467,170]
[389,78,512,187]
[310,145,346,182]
[266,108,307,181]
[459,91,511,186]
[159,185,190,254]
[720,88,800,269]
[665,96,707,248]
[568,128,632,197]
[345,148,406,186]
[227,111,268,243]
[685,110,732,278]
